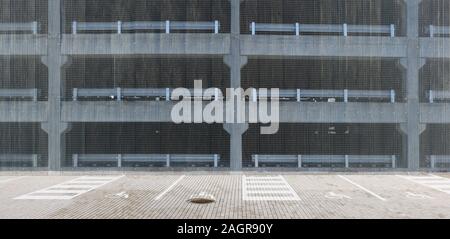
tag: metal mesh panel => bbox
[0,0,448,170]
[64,123,229,167]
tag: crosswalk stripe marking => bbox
[15,175,124,200]
[243,175,300,201]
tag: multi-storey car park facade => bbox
[0,0,449,171]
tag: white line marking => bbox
[243,175,300,201]
[338,175,387,201]
[154,175,185,201]
[15,175,124,200]
[0,176,28,184]
[397,174,450,195]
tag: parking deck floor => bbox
[1,172,450,219]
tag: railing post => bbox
[390,89,396,103]
[345,155,349,168]
[73,154,78,168]
[252,88,257,102]
[117,21,122,34]
[390,24,395,37]
[429,90,434,103]
[214,20,219,34]
[430,155,435,169]
[297,155,302,168]
[251,22,256,35]
[297,89,301,102]
[214,154,218,168]
[295,23,300,36]
[254,155,259,168]
[392,155,396,168]
[72,88,78,101]
[32,21,38,35]
[32,155,38,167]
[166,154,170,167]
[32,89,38,102]
[166,88,171,101]
[344,89,348,103]
[72,21,77,35]
[165,20,170,34]
[343,23,348,36]
[214,88,219,101]
[117,154,122,168]
[429,25,434,38]
[116,87,122,101]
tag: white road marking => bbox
[397,174,450,195]
[325,192,352,200]
[15,175,124,200]
[243,175,300,201]
[106,191,129,199]
[154,175,185,201]
[0,176,27,184]
[405,192,433,199]
[338,175,387,201]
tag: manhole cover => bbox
[188,192,216,204]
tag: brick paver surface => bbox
[1,172,450,219]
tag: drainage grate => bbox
[15,175,124,200]
[243,175,300,201]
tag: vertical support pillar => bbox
[223,0,248,170]
[41,0,71,171]
[399,0,425,170]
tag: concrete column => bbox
[40,0,71,171]
[224,0,248,170]
[399,0,425,169]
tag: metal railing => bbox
[250,22,395,37]
[252,154,396,168]
[429,155,450,168]
[427,90,450,103]
[0,89,38,101]
[72,87,222,101]
[0,21,38,34]
[255,89,395,103]
[72,20,220,34]
[72,88,395,103]
[428,25,450,38]
[72,154,220,167]
[0,154,39,167]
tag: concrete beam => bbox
[62,102,174,122]
[0,35,47,56]
[420,103,450,123]
[61,101,406,124]
[0,102,47,122]
[241,35,407,59]
[420,38,450,58]
[62,33,230,56]
[279,102,407,123]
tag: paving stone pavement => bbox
[1,172,450,219]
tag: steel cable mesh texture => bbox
[0,0,449,169]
